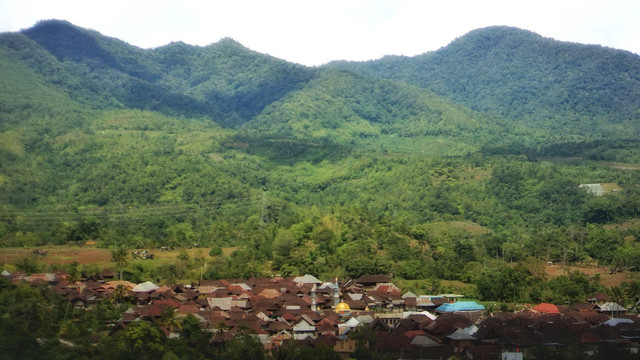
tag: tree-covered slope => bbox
[331,26,640,138]
[151,39,315,126]
[13,20,316,127]
[3,21,640,285]
[242,68,514,154]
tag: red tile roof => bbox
[532,303,560,314]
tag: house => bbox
[435,301,485,321]
[17,270,638,358]
[587,293,609,305]
[532,303,560,314]
[355,274,391,288]
[333,337,358,358]
[409,335,448,359]
[315,317,337,335]
[415,295,447,312]
[292,315,316,340]
[132,281,160,293]
[447,326,478,355]
[292,274,322,285]
[597,302,627,316]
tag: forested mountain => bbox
[13,20,315,126]
[331,26,640,138]
[2,20,640,290]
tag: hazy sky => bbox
[1,0,638,66]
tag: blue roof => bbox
[435,301,485,312]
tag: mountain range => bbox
[3,20,639,141]
[1,19,640,249]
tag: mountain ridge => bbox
[330,26,640,137]
[5,20,639,140]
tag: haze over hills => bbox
[1,20,640,281]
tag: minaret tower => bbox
[333,277,340,308]
[311,284,317,311]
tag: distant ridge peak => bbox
[450,25,544,45]
[28,19,75,29]
[22,18,120,68]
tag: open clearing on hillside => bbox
[604,218,640,231]
[0,245,239,267]
[545,264,631,288]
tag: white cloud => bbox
[1,0,638,66]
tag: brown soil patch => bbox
[1,245,243,268]
[545,264,631,288]
[0,246,112,266]
[604,218,640,231]
[601,182,623,193]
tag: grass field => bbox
[0,245,239,269]
[544,263,633,288]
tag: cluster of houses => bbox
[3,270,640,359]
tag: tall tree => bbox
[111,246,129,280]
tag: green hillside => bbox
[21,20,316,126]
[331,26,640,138]
[242,69,505,154]
[2,21,640,285]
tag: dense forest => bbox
[2,20,640,301]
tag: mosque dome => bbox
[335,301,351,313]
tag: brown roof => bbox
[426,313,473,337]
[346,299,367,310]
[99,269,116,278]
[257,288,282,299]
[154,299,180,308]
[315,322,337,334]
[356,275,391,284]
[403,330,427,339]
[267,320,292,332]
[581,332,603,343]
[313,333,339,347]
[571,303,597,312]
[582,311,610,325]
[587,293,609,302]
[374,331,411,351]
[177,305,201,314]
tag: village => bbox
[3,269,640,359]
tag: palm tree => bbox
[110,246,129,280]
[110,284,129,305]
[608,285,626,307]
[623,280,640,310]
[158,307,181,334]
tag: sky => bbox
[1,0,639,66]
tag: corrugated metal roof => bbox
[132,281,159,293]
[293,274,321,284]
[435,301,485,312]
